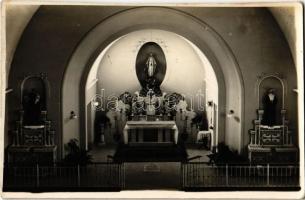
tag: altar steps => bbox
[113,144,188,162]
[128,142,173,146]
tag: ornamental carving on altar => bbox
[248,74,298,164]
[7,74,57,164]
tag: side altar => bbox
[7,74,57,164]
[248,75,298,164]
[248,109,298,164]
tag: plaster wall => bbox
[270,7,297,65]
[5,4,39,85]
[61,7,237,153]
[177,7,297,150]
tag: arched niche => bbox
[257,74,286,125]
[62,7,244,157]
[136,42,167,96]
[88,29,219,147]
[21,75,49,111]
[20,74,50,125]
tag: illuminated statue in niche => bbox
[140,53,162,96]
[146,53,157,77]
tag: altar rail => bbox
[3,162,300,191]
[3,162,125,191]
[181,162,300,190]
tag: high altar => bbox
[107,50,192,145]
[99,44,213,147]
[123,121,178,144]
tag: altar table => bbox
[123,121,178,144]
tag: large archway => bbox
[85,29,219,150]
[62,7,244,157]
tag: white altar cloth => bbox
[123,121,178,144]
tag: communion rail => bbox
[3,162,300,191]
[3,162,125,191]
[181,162,300,190]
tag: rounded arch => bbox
[21,74,50,111]
[62,7,244,156]
[257,75,286,110]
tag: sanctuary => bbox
[2,5,301,191]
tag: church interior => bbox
[1,4,302,192]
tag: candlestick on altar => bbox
[101,88,105,111]
[202,80,206,110]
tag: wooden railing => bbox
[3,162,125,191]
[181,162,300,190]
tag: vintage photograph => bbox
[0,0,303,197]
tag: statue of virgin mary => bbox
[146,53,157,77]
[139,53,162,96]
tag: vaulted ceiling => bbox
[5,5,300,84]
